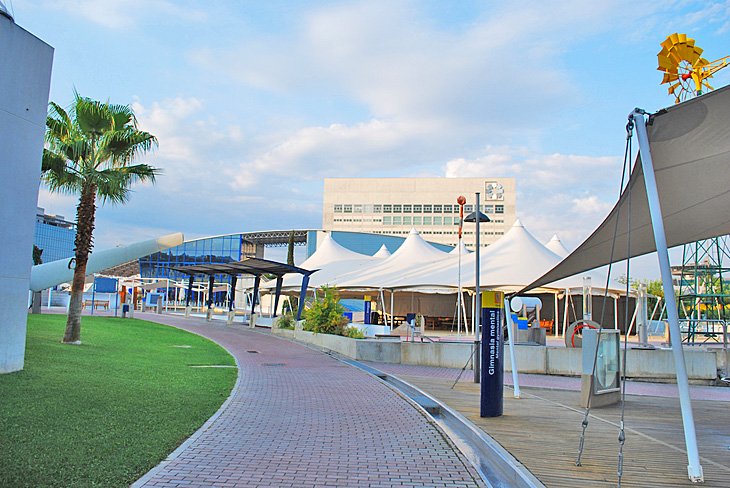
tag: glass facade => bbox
[139,235,245,283]
[34,219,76,264]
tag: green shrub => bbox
[276,312,295,330]
[344,326,365,339]
[303,286,348,335]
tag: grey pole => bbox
[474,192,481,383]
[633,109,703,482]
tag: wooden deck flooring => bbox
[402,376,730,487]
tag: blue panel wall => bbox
[34,221,76,263]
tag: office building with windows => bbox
[34,207,76,263]
[323,177,516,248]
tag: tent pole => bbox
[615,295,619,330]
[504,299,520,398]
[633,109,703,482]
[458,239,463,337]
[563,291,570,338]
[554,292,559,337]
[462,292,469,335]
[390,290,395,330]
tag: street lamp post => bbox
[464,195,490,383]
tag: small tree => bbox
[32,245,44,265]
[42,94,159,344]
[302,286,348,335]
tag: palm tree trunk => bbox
[63,184,97,344]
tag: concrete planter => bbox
[401,342,473,369]
[273,328,295,340]
[269,327,722,383]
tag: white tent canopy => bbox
[373,244,391,258]
[449,241,471,255]
[336,228,450,290]
[267,222,624,297]
[300,233,370,269]
[545,234,570,258]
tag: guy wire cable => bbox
[616,124,635,488]
[576,115,634,467]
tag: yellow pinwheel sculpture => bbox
[658,33,729,104]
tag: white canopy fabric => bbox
[449,241,471,254]
[336,229,450,290]
[269,233,376,291]
[373,244,391,258]
[545,234,569,258]
[267,222,625,296]
[300,233,370,269]
[375,220,624,294]
[525,85,730,292]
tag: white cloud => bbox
[39,0,206,29]
[36,188,78,220]
[443,147,621,247]
[191,0,666,133]
[231,119,436,190]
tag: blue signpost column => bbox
[480,290,504,417]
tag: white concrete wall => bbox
[0,19,53,373]
[271,329,721,382]
[401,342,474,368]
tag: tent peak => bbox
[512,218,524,228]
[373,244,391,258]
[409,228,420,235]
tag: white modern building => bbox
[0,9,54,373]
[323,177,516,249]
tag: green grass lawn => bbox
[0,314,237,487]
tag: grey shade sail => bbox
[169,257,314,277]
[523,84,730,293]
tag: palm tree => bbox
[41,94,159,344]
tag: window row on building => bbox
[368,229,505,237]
[333,217,505,226]
[333,203,505,214]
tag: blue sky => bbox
[12,0,730,274]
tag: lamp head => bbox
[463,211,491,223]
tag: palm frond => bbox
[107,103,136,130]
[41,149,68,174]
[48,101,72,128]
[46,102,74,141]
[74,94,113,136]
[58,140,92,167]
[99,128,158,166]
[95,164,159,205]
[41,149,83,193]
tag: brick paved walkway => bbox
[133,313,485,488]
